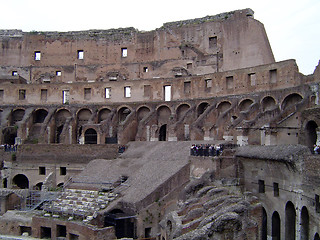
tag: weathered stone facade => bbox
[0,7,319,240]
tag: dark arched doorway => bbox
[306,121,318,151]
[314,233,320,240]
[301,206,309,240]
[262,207,267,240]
[34,182,43,191]
[12,174,29,189]
[285,201,296,240]
[2,127,17,145]
[272,211,280,240]
[159,124,167,141]
[85,128,97,144]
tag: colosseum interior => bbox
[0,8,320,240]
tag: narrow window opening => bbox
[39,167,46,175]
[144,85,151,97]
[34,51,41,61]
[121,48,128,57]
[12,71,18,76]
[226,76,234,89]
[205,79,212,88]
[0,90,4,100]
[19,89,26,100]
[258,180,265,193]
[316,194,320,213]
[60,167,66,176]
[56,71,62,76]
[105,88,111,99]
[248,73,256,86]
[145,227,152,238]
[77,50,84,59]
[143,67,149,72]
[62,90,70,104]
[273,182,279,197]
[187,63,192,69]
[57,225,67,238]
[184,81,191,94]
[41,89,47,102]
[164,85,171,101]
[84,88,91,100]
[270,69,277,83]
[124,86,131,98]
[209,36,217,48]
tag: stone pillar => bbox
[69,126,73,144]
[184,124,190,141]
[146,125,150,141]
[316,127,320,145]
[150,125,158,141]
[168,125,177,141]
[47,126,50,144]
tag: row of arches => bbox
[262,202,317,240]
[0,92,306,145]
[11,174,63,190]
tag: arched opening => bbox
[285,201,296,240]
[137,107,150,122]
[217,101,231,115]
[301,206,309,240]
[77,108,92,125]
[33,109,48,123]
[262,207,267,240]
[11,109,25,126]
[34,182,43,191]
[84,128,97,144]
[157,106,171,122]
[57,183,64,188]
[159,124,167,141]
[105,209,135,239]
[118,107,131,123]
[197,102,209,117]
[177,104,190,121]
[305,121,318,151]
[2,127,17,145]
[281,93,303,111]
[314,233,320,240]
[239,99,254,112]
[55,109,72,143]
[272,211,280,240]
[98,108,111,123]
[12,174,29,189]
[262,96,277,111]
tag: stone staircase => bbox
[161,172,261,240]
[43,189,118,219]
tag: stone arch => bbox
[314,233,320,240]
[137,106,151,122]
[281,93,303,111]
[12,174,29,189]
[11,108,25,126]
[272,211,280,240]
[197,102,209,117]
[285,201,296,240]
[34,182,43,190]
[261,96,277,111]
[177,104,190,121]
[301,206,309,240]
[305,120,318,151]
[118,106,132,123]
[261,207,267,240]
[98,108,112,123]
[157,105,171,123]
[77,108,92,125]
[239,98,254,112]
[217,101,231,115]
[55,109,72,126]
[2,127,17,145]
[33,109,48,123]
[84,128,97,144]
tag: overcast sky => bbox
[0,0,319,75]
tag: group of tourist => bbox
[190,144,224,157]
[314,144,320,154]
[3,144,18,152]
